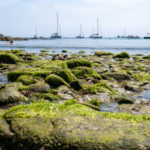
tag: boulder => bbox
[28,82,50,93]
[0,86,27,105]
[106,73,132,81]
[1,101,150,149]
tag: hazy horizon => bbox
[0,0,150,37]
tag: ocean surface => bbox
[0,38,150,55]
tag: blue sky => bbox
[0,0,150,37]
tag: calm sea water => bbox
[0,38,150,55]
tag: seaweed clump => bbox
[66,59,92,69]
[0,52,19,64]
[45,74,68,88]
[113,52,130,59]
[95,51,114,57]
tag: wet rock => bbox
[106,73,132,81]
[124,85,142,92]
[0,53,19,64]
[28,82,50,93]
[70,80,83,91]
[1,102,150,149]
[117,96,134,105]
[45,74,68,88]
[58,86,74,100]
[0,86,27,105]
[52,54,70,60]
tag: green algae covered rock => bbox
[53,69,76,83]
[72,66,101,80]
[8,71,32,82]
[66,59,92,69]
[28,82,50,93]
[8,70,51,82]
[95,51,114,57]
[17,75,37,85]
[88,98,100,107]
[117,96,134,105]
[113,52,130,59]
[0,86,27,105]
[70,80,83,91]
[45,74,68,88]
[1,101,150,149]
[0,52,19,64]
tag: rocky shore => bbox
[0,49,150,149]
[0,36,28,41]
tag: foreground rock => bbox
[0,100,150,150]
[0,85,27,105]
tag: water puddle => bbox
[100,103,120,112]
[137,89,150,100]
[0,73,8,84]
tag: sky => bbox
[0,0,150,37]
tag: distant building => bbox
[0,33,4,37]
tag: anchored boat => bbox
[90,18,102,39]
[76,24,84,38]
[144,33,150,39]
[51,12,62,39]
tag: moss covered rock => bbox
[8,70,51,82]
[28,82,50,93]
[0,52,19,64]
[17,75,37,85]
[72,66,101,80]
[106,73,132,81]
[0,86,27,105]
[45,74,68,88]
[53,69,76,83]
[66,59,92,69]
[113,52,130,59]
[1,101,150,149]
[95,51,114,57]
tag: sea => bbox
[0,38,150,55]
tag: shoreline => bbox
[0,49,150,149]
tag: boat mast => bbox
[80,24,83,36]
[123,28,126,37]
[97,18,99,35]
[34,26,38,38]
[57,12,59,34]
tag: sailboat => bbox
[51,12,62,39]
[33,26,38,39]
[144,33,150,39]
[90,18,102,39]
[76,25,84,38]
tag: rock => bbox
[0,86,27,105]
[117,96,134,105]
[52,54,70,60]
[58,86,74,99]
[70,80,83,91]
[113,52,130,59]
[124,85,142,92]
[0,53,19,64]
[17,75,37,85]
[106,73,132,81]
[94,51,114,57]
[66,59,92,69]
[1,101,150,149]
[45,74,68,88]
[28,82,50,93]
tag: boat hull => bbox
[50,36,62,39]
[144,37,150,39]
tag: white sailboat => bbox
[90,18,102,39]
[51,12,62,39]
[76,24,84,38]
